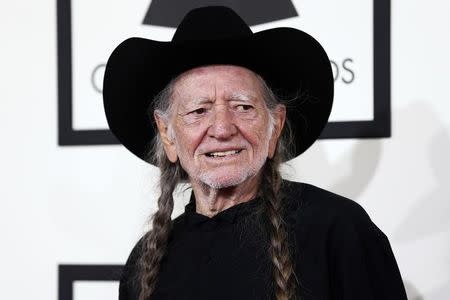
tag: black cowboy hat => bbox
[103,6,334,164]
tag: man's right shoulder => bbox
[120,233,147,300]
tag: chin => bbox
[198,168,259,189]
[197,167,258,189]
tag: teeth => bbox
[208,150,240,157]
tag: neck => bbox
[190,173,262,218]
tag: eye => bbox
[190,108,206,115]
[236,104,254,111]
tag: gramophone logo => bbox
[57,0,390,298]
[143,0,298,27]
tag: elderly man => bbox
[103,6,407,300]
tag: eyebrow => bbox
[184,97,213,106]
[228,92,257,102]
[183,92,257,107]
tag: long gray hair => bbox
[138,71,299,300]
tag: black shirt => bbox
[119,180,408,300]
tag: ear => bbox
[268,105,286,159]
[154,112,178,163]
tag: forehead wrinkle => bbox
[175,80,219,109]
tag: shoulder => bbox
[119,216,186,299]
[120,216,185,280]
[281,179,391,256]
[282,180,407,299]
[119,234,147,300]
[282,179,372,227]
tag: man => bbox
[103,6,407,300]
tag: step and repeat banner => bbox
[56,0,391,298]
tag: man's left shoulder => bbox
[280,181,408,300]
[281,179,372,225]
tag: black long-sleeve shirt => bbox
[119,180,408,299]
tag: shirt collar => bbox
[183,191,264,228]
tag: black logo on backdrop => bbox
[58,265,122,300]
[143,0,298,27]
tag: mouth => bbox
[204,149,242,158]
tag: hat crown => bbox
[172,6,253,43]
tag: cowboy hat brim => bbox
[103,25,333,163]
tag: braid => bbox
[260,153,298,300]
[138,78,189,299]
[257,73,298,299]
[138,156,184,300]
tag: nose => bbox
[207,105,237,139]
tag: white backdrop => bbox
[1,0,449,299]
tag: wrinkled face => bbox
[155,65,285,189]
